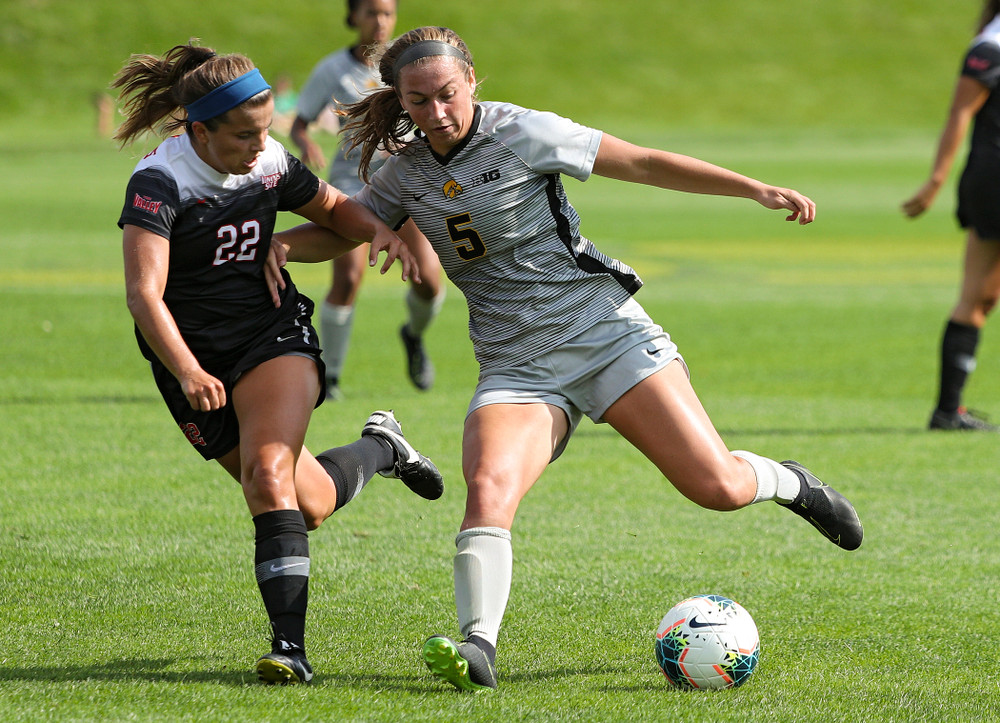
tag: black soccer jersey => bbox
[963,16,1000,154]
[118,134,320,368]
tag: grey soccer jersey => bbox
[296,47,384,194]
[355,101,642,370]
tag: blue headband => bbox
[185,68,271,123]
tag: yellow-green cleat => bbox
[422,636,497,692]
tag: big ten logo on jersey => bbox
[470,169,501,189]
[442,169,500,200]
[180,422,207,447]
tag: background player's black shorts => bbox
[957,153,1000,240]
[148,296,326,460]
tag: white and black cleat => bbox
[362,410,443,500]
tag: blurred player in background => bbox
[291,0,444,399]
[113,42,443,685]
[903,0,1000,431]
[333,26,865,692]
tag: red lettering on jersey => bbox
[132,193,163,215]
[967,56,991,72]
[180,422,207,447]
[260,172,281,190]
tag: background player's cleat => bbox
[257,642,313,684]
[361,410,443,500]
[400,324,434,391]
[422,636,497,691]
[778,461,863,551]
[324,376,343,402]
[929,407,999,431]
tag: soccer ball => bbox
[654,594,760,690]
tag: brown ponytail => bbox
[341,26,474,181]
[978,0,1000,32]
[112,42,264,145]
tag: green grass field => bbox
[3,1,1000,721]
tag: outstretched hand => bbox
[757,186,816,225]
[369,227,422,283]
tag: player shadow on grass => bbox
[0,394,160,405]
[0,659,245,685]
[0,662,663,692]
[574,424,927,438]
[0,662,420,688]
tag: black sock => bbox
[937,320,980,413]
[253,509,309,651]
[316,437,394,512]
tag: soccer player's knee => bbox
[464,464,521,512]
[337,263,365,293]
[242,457,292,505]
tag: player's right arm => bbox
[902,75,989,218]
[289,115,329,170]
[122,224,226,412]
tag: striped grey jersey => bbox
[296,47,384,194]
[355,101,642,371]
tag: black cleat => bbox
[929,407,999,431]
[324,374,344,401]
[423,636,497,691]
[778,461,863,551]
[257,641,313,684]
[362,410,443,500]
[400,324,434,391]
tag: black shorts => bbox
[957,154,1000,240]
[148,296,325,460]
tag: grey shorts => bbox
[467,298,685,460]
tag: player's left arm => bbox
[271,222,358,263]
[287,181,419,279]
[592,133,815,224]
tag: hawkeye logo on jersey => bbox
[260,172,282,190]
[132,193,163,215]
[442,169,500,200]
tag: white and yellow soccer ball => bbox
[655,594,760,690]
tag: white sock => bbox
[732,450,800,505]
[404,288,445,337]
[454,527,512,648]
[320,302,354,382]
